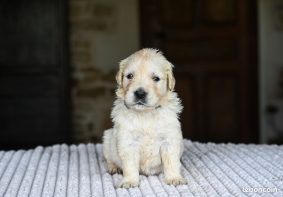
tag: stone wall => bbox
[69,0,139,142]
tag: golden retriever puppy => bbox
[103,48,186,188]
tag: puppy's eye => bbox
[152,76,160,82]
[126,73,134,80]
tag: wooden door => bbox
[0,0,70,149]
[140,0,258,143]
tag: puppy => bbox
[103,48,186,188]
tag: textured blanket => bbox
[0,140,282,197]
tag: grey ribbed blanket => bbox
[0,140,282,197]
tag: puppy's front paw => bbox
[119,178,139,188]
[108,167,122,174]
[165,176,187,186]
[107,163,122,174]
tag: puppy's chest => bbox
[138,133,164,157]
[118,109,173,148]
[127,112,166,131]
[133,122,167,145]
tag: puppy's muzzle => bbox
[134,88,147,104]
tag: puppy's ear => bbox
[166,61,175,91]
[116,58,128,88]
[115,69,123,88]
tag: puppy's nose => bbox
[134,88,147,100]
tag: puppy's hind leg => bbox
[103,129,122,174]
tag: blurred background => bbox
[0,0,283,149]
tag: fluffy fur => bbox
[103,48,187,188]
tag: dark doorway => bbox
[0,0,70,149]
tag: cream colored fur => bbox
[103,48,187,188]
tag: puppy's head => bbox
[116,48,175,111]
